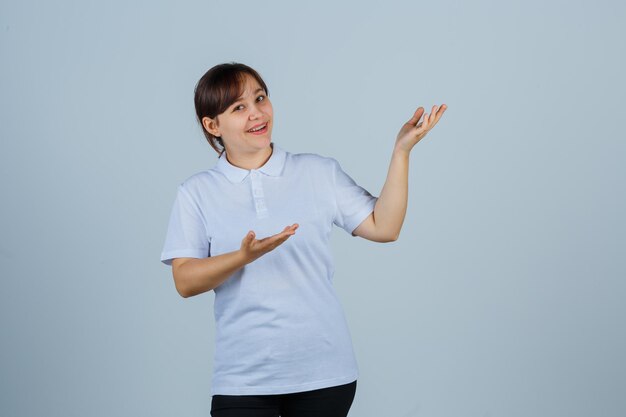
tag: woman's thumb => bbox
[408,107,424,124]
[242,231,253,246]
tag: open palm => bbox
[240,224,299,263]
[395,104,447,153]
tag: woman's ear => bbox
[202,116,219,136]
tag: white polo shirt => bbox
[160,142,378,396]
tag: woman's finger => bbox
[409,107,424,126]
[415,112,425,131]
[434,104,446,121]
[429,106,443,129]
[272,234,291,249]
[267,227,296,246]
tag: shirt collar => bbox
[214,142,286,183]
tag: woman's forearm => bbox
[373,148,410,241]
[175,250,249,297]
[373,103,445,241]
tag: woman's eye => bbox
[234,95,265,112]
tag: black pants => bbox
[210,380,357,417]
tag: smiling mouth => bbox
[247,123,268,134]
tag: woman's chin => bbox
[243,130,272,147]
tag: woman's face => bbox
[204,74,273,157]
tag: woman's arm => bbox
[172,224,298,297]
[172,251,248,297]
[352,149,408,242]
[352,104,447,242]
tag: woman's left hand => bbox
[394,104,447,153]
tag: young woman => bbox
[160,62,446,417]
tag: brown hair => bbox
[194,62,270,156]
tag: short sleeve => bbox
[330,158,378,236]
[160,184,210,266]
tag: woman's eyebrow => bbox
[234,88,264,103]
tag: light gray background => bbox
[1,1,624,416]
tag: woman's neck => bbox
[225,143,274,170]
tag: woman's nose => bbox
[249,105,264,119]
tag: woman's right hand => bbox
[239,224,299,264]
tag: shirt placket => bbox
[250,170,269,219]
